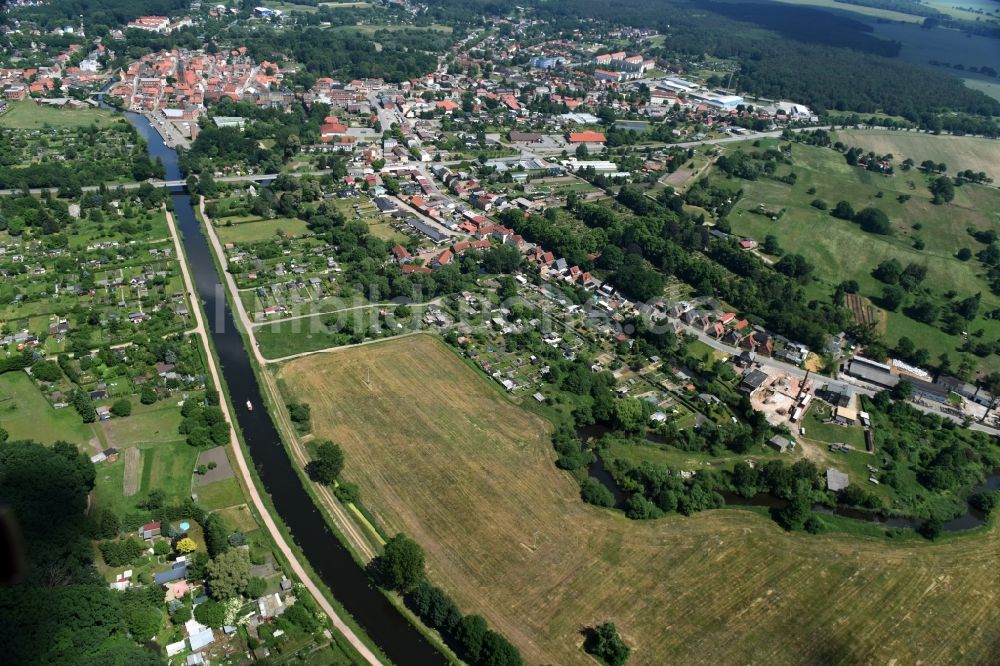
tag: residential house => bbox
[391,245,411,263]
[738,368,770,395]
[140,521,161,539]
[153,560,189,585]
[767,435,795,453]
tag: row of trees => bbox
[367,534,524,665]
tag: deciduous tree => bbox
[366,533,425,592]
[206,549,251,600]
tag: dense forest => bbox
[0,440,164,665]
[241,26,445,83]
[6,0,190,31]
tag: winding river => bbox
[579,425,998,532]
[110,104,446,665]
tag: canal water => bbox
[111,103,446,664]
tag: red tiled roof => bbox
[568,131,606,143]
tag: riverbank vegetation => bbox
[367,533,524,665]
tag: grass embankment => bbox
[279,335,1000,665]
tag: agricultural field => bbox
[962,77,1000,103]
[834,129,1000,179]
[720,139,1000,369]
[770,0,925,22]
[279,335,1000,665]
[922,0,1000,23]
[844,292,886,332]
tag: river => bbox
[578,425,998,532]
[108,102,446,665]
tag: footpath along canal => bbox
[109,101,446,665]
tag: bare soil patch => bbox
[122,447,141,497]
[194,446,235,485]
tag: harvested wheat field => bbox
[278,335,1000,665]
[834,129,1000,179]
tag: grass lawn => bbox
[93,456,128,516]
[366,221,408,243]
[138,440,199,502]
[254,306,419,359]
[215,504,260,533]
[194,477,245,511]
[833,129,1000,179]
[602,438,783,473]
[801,405,868,450]
[278,334,1000,665]
[90,402,197,515]
[722,140,1000,369]
[0,371,95,448]
[686,338,728,363]
[0,100,122,129]
[215,217,311,244]
[101,402,184,449]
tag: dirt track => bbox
[122,447,141,497]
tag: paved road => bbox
[0,124,833,196]
[367,91,399,132]
[169,206,384,665]
[0,171,338,196]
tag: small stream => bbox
[578,425,997,532]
